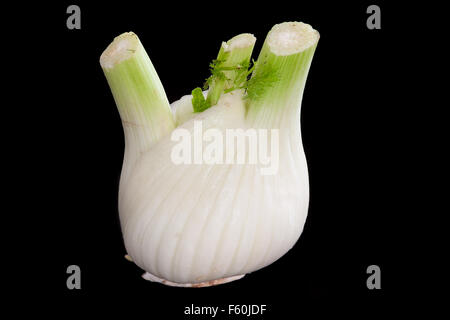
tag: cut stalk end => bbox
[267,22,319,56]
[100,32,140,70]
[222,33,256,52]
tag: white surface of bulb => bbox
[119,90,309,284]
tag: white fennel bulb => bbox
[100,22,319,287]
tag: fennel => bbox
[100,22,319,287]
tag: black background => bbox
[9,0,421,317]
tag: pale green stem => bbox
[246,22,319,129]
[100,32,175,181]
[206,33,256,107]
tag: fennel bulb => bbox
[100,22,319,287]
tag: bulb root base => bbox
[141,272,245,287]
